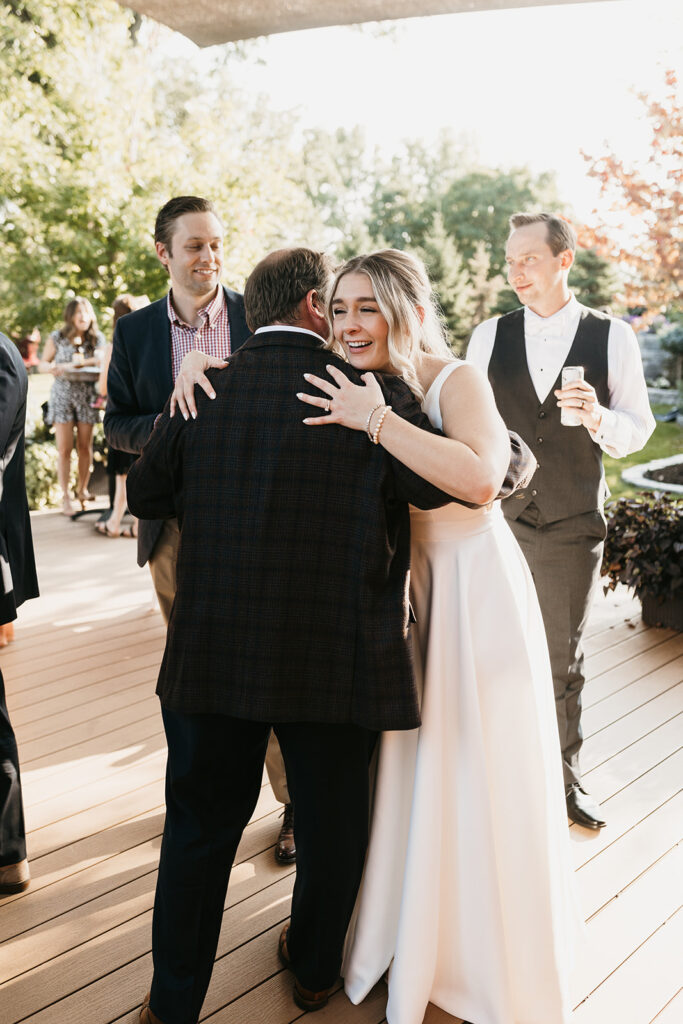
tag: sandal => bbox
[120,526,138,538]
[76,489,95,511]
[95,521,120,538]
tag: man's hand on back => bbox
[170,350,228,420]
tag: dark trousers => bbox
[0,667,26,866]
[150,708,377,1024]
[509,507,607,791]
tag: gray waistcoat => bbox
[488,307,610,524]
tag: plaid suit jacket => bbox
[127,329,455,731]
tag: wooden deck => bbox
[0,507,681,1024]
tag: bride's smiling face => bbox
[331,272,393,373]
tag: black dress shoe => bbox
[566,784,606,829]
[275,803,296,864]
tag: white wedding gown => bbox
[343,362,580,1024]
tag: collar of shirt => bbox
[524,294,581,340]
[254,325,326,341]
[167,286,225,330]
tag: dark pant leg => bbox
[0,667,26,866]
[509,511,606,790]
[274,722,378,991]
[150,710,270,1024]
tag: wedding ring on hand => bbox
[325,400,331,413]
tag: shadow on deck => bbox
[0,508,681,1023]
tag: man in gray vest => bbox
[467,212,655,830]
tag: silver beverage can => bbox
[560,365,584,426]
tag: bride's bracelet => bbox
[365,403,386,441]
[372,405,392,445]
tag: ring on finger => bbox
[325,400,331,413]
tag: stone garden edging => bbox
[621,453,683,495]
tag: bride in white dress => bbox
[298,250,580,1024]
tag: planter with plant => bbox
[602,492,683,630]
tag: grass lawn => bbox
[605,406,683,501]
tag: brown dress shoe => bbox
[278,924,291,968]
[278,925,331,1012]
[293,980,331,1013]
[139,991,164,1024]
[0,859,30,895]
[275,803,296,864]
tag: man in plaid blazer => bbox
[126,247,460,1023]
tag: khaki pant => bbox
[148,518,290,805]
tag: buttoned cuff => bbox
[586,404,607,441]
[587,406,630,459]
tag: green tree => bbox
[570,247,620,313]
[417,215,475,353]
[440,167,560,278]
[0,0,320,337]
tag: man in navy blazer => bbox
[104,196,295,861]
[104,196,250,587]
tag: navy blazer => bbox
[0,334,39,622]
[104,286,250,565]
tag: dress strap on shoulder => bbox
[422,360,467,429]
[428,360,465,399]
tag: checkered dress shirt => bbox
[167,286,232,381]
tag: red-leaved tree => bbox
[581,70,682,315]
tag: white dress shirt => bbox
[466,295,656,459]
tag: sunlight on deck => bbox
[0,508,681,1023]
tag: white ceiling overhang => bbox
[121,0,620,48]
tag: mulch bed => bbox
[645,463,683,486]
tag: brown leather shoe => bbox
[275,803,296,864]
[139,991,164,1024]
[0,859,30,895]
[278,924,291,968]
[293,980,331,1013]
[277,927,331,1013]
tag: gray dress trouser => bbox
[508,506,607,790]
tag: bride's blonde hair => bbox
[325,249,453,399]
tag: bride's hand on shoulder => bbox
[170,350,229,420]
[297,365,385,431]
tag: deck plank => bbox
[1,510,681,1024]
[573,908,683,1024]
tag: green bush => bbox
[25,442,60,510]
